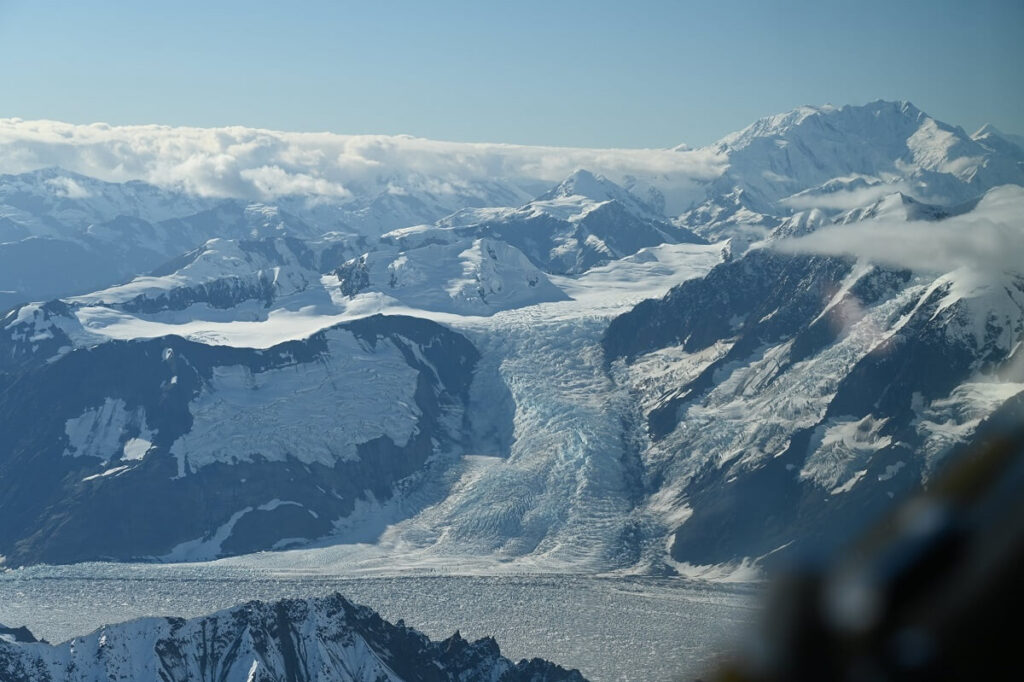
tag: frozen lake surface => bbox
[0,563,757,681]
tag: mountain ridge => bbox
[0,593,587,682]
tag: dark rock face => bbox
[605,250,854,363]
[0,299,80,376]
[336,255,372,297]
[603,244,1023,567]
[117,273,279,313]
[0,315,482,566]
[0,625,37,644]
[0,594,587,682]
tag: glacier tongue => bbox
[204,242,727,574]
[388,314,641,568]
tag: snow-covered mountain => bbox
[603,184,1024,572]
[0,593,585,681]
[324,171,699,314]
[0,167,685,308]
[678,100,1024,244]
[333,237,569,315]
[0,168,526,308]
[383,170,705,275]
[0,167,215,230]
[972,122,1024,162]
[0,100,1021,577]
[69,235,352,314]
[0,172,334,308]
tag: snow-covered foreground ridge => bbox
[0,99,1022,575]
[0,593,586,682]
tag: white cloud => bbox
[0,118,727,208]
[781,181,912,211]
[44,175,91,199]
[772,185,1024,275]
[238,166,351,199]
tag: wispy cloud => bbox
[44,175,91,199]
[0,118,727,209]
[781,181,911,211]
[772,185,1024,274]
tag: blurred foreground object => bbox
[717,417,1024,682]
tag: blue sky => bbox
[1,0,1021,147]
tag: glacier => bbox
[0,100,1021,682]
[1,100,1022,574]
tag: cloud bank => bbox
[773,185,1024,275]
[0,118,726,209]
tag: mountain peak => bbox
[714,105,827,149]
[865,98,920,113]
[536,169,663,218]
[971,123,1024,156]
[547,169,624,201]
[713,100,928,152]
[974,122,1001,138]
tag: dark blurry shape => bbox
[713,416,1024,682]
[0,624,37,644]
